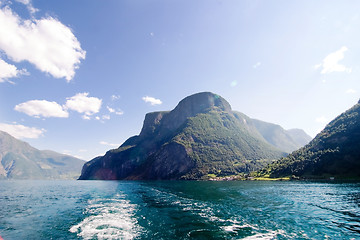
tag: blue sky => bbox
[0,0,359,160]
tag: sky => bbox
[0,0,360,160]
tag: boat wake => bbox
[69,194,142,240]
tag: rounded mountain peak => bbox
[159,92,232,131]
[174,92,232,114]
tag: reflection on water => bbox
[0,180,359,239]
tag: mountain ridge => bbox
[259,99,360,179]
[79,92,310,180]
[252,119,312,153]
[0,130,85,179]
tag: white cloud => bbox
[82,115,91,120]
[107,106,124,115]
[315,46,352,74]
[14,93,103,120]
[65,92,102,118]
[0,58,18,83]
[99,141,120,148]
[107,106,115,113]
[315,116,328,124]
[0,5,85,81]
[102,115,110,120]
[253,62,261,69]
[61,150,84,159]
[0,58,28,83]
[346,88,357,94]
[0,122,45,139]
[15,100,68,118]
[15,0,31,4]
[14,0,38,14]
[95,114,111,123]
[142,96,162,106]
[62,150,72,155]
[111,95,121,101]
[314,64,322,70]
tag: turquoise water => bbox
[0,180,359,239]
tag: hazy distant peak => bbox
[0,130,84,179]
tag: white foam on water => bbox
[242,229,286,240]
[69,197,142,240]
[222,223,253,233]
[142,186,282,239]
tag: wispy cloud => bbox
[107,106,115,113]
[346,89,357,94]
[95,114,112,123]
[15,100,69,118]
[62,149,85,160]
[0,5,85,81]
[65,93,102,119]
[142,96,162,106]
[0,122,45,139]
[111,95,121,101]
[107,106,124,115]
[0,58,28,83]
[14,0,38,14]
[252,62,261,69]
[102,115,110,120]
[99,141,120,148]
[315,116,328,124]
[314,46,351,74]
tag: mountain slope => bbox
[252,119,311,153]
[0,131,85,179]
[260,100,360,179]
[286,128,312,147]
[79,92,286,180]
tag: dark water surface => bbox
[0,180,359,239]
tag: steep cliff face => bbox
[260,99,360,179]
[79,92,286,180]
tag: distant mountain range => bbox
[260,99,360,179]
[252,119,312,153]
[0,131,84,179]
[79,92,311,180]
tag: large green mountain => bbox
[0,131,85,179]
[260,99,360,179]
[79,92,305,180]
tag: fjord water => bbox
[0,181,359,239]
